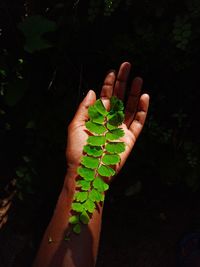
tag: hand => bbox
[66,62,150,179]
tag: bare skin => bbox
[33,62,150,267]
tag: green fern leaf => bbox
[98,165,115,177]
[88,106,104,124]
[73,224,81,234]
[76,180,91,190]
[87,136,106,146]
[101,194,105,202]
[77,167,95,181]
[83,145,103,157]
[69,215,79,224]
[74,192,88,202]
[94,99,108,116]
[69,96,126,238]
[110,96,124,112]
[102,154,120,165]
[108,111,124,126]
[86,121,107,134]
[106,128,125,140]
[83,199,96,213]
[93,177,109,192]
[80,211,90,224]
[106,122,118,131]
[89,189,102,202]
[105,142,125,153]
[72,203,84,213]
[81,156,99,169]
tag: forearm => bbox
[33,169,103,267]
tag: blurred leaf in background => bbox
[18,15,57,53]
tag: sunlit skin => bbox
[66,62,149,177]
[33,62,150,267]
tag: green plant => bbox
[18,15,57,53]
[68,96,125,235]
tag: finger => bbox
[124,77,143,127]
[0,215,8,229]
[129,94,150,140]
[113,62,131,101]
[100,71,116,110]
[73,90,96,123]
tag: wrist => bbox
[63,167,78,196]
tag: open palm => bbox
[66,62,149,180]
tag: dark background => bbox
[0,0,200,266]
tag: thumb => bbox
[73,90,96,123]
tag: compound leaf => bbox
[81,156,99,169]
[83,199,96,213]
[73,224,81,234]
[76,180,91,191]
[74,192,88,202]
[89,189,102,202]
[106,128,125,140]
[86,121,107,134]
[102,154,120,165]
[98,165,115,177]
[70,96,126,236]
[87,136,106,146]
[88,106,104,124]
[105,142,125,154]
[77,167,95,181]
[80,211,90,224]
[69,215,79,224]
[83,145,103,157]
[93,177,109,192]
[94,99,108,116]
[72,203,84,213]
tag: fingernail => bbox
[87,90,94,97]
[84,90,95,101]
[106,69,116,75]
